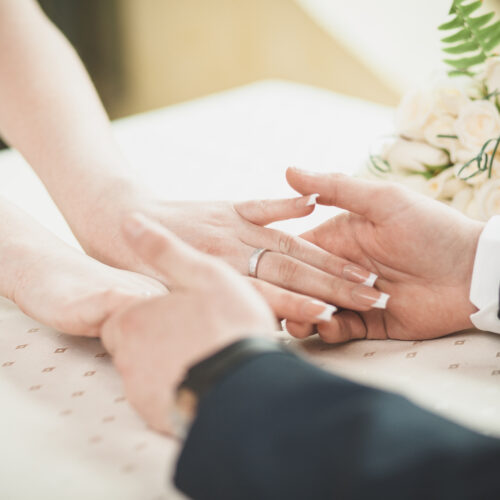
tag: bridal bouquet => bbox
[363,0,500,220]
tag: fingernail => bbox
[305,193,320,206]
[123,214,146,238]
[343,264,378,287]
[304,299,337,322]
[352,287,390,309]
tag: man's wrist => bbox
[172,337,294,438]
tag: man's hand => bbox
[101,213,277,433]
[285,167,485,342]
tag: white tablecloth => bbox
[0,80,499,500]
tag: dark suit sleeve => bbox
[174,352,500,500]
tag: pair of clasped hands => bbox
[88,168,482,432]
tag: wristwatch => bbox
[171,337,294,439]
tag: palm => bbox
[288,169,483,341]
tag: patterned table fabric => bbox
[0,81,499,499]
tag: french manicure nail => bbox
[305,299,337,322]
[343,264,378,287]
[352,287,390,309]
[123,215,146,238]
[305,193,320,206]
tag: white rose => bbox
[453,157,500,186]
[453,162,489,186]
[455,100,500,152]
[424,115,459,157]
[426,167,465,200]
[482,58,500,97]
[395,88,434,140]
[474,179,500,220]
[432,83,468,116]
[397,174,430,195]
[465,196,481,220]
[450,186,473,213]
[385,138,449,173]
[452,147,478,164]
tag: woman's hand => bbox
[12,244,165,337]
[82,194,388,324]
[101,213,277,433]
[285,167,485,342]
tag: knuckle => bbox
[256,199,270,214]
[277,233,297,255]
[277,258,300,284]
[318,324,341,344]
[273,288,294,312]
[143,235,169,264]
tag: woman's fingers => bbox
[286,167,401,223]
[248,277,336,324]
[253,251,389,312]
[122,213,231,291]
[243,224,377,286]
[234,194,318,226]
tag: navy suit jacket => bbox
[174,352,500,499]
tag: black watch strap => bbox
[177,337,294,400]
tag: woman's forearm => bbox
[0,0,146,247]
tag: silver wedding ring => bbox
[248,248,269,278]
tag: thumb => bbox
[286,167,398,223]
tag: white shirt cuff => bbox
[469,215,500,334]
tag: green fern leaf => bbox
[479,20,500,39]
[439,16,463,30]
[461,1,482,16]
[449,0,467,15]
[441,28,470,43]
[443,40,479,54]
[448,69,475,77]
[444,52,486,69]
[469,13,495,29]
[440,1,500,76]
[485,30,500,52]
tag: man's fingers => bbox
[248,278,337,324]
[316,310,367,343]
[286,167,399,222]
[122,213,227,290]
[285,311,367,343]
[234,194,317,226]
[283,320,315,339]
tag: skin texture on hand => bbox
[101,213,277,433]
[0,196,165,337]
[13,247,165,338]
[82,195,388,325]
[285,167,485,343]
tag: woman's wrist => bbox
[71,177,160,269]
